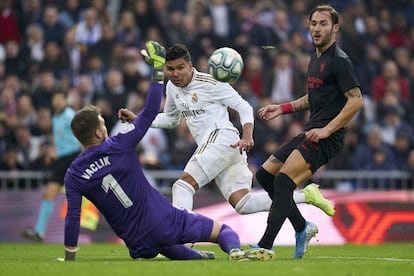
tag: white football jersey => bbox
[151,69,254,145]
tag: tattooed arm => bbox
[305,87,364,142]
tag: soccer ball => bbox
[208,47,244,83]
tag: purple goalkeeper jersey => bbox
[64,83,173,248]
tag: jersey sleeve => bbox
[214,82,254,126]
[64,175,82,247]
[151,81,180,129]
[334,56,360,94]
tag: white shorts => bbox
[183,128,253,200]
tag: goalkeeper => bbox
[61,41,270,262]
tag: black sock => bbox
[288,199,306,233]
[255,167,275,198]
[258,173,296,249]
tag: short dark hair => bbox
[52,89,67,99]
[71,105,101,146]
[309,4,339,25]
[166,44,191,62]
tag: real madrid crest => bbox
[192,93,198,103]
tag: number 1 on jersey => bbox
[101,174,133,208]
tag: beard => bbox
[312,28,334,48]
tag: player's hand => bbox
[140,41,166,70]
[258,105,283,121]
[118,108,136,123]
[231,137,254,154]
[305,128,330,143]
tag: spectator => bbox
[62,28,82,82]
[4,40,26,77]
[22,24,45,63]
[29,140,53,171]
[31,106,52,139]
[74,8,102,53]
[327,127,360,170]
[264,50,295,104]
[58,0,83,30]
[114,10,142,48]
[40,41,70,78]
[31,70,57,109]
[87,23,116,70]
[93,97,116,134]
[370,59,410,104]
[209,0,233,40]
[191,15,225,62]
[84,54,106,96]
[0,145,24,171]
[16,94,37,130]
[393,130,414,171]
[19,0,43,31]
[378,105,414,147]
[75,74,96,106]
[14,125,44,169]
[360,15,381,45]
[103,69,127,113]
[131,0,160,39]
[387,11,408,48]
[0,0,21,44]
[356,43,383,96]
[242,51,265,98]
[40,5,66,45]
[393,47,411,78]
[90,0,112,25]
[353,124,397,171]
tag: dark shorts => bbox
[48,151,80,184]
[274,132,344,173]
[128,208,214,259]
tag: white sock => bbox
[293,191,306,203]
[234,191,272,214]
[172,179,195,211]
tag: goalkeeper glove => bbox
[140,41,166,83]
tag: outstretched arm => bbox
[258,94,309,121]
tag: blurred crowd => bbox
[1,0,414,186]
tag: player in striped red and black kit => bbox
[250,4,364,259]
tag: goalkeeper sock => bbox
[34,199,54,237]
[216,224,241,253]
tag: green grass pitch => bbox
[1,243,413,276]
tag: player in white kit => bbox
[148,44,334,216]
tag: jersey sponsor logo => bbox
[81,156,111,179]
[307,76,323,89]
[181,108,205,118]
[192,93,198,103]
